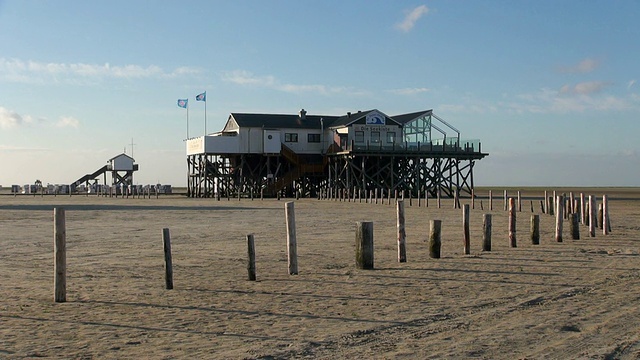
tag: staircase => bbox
[268,144,325,194]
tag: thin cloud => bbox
[628,80,636,89]
[558,58,600,73]
[0,107,32,129]
[221,70,366,96]
[559,81,611,95]
[388,87,430,95]
[396,5,429,33]
[55,116,80,128]
[0,58,201,83]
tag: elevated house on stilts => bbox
[186,109,487,199]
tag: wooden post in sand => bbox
[517,191,522,212]
[471,189,475,209]
[580,193,586,224]
[285,202,298,275]
[603,195,610,235]
[544,191,548,214]
[162,228,173,290]
[597,203,603,230]
[503,190,508,211]
[356,221,374,269]
[247,234,256,281]
[397,200,406,262]
[508,198,516,247]
[463,204,470,255]
[54,208,66,302]
[555,196,564,242]
[570,213,580,240]
[531,215,540,245]
[482,214,492,251]
[429,220,442,259]
[589,195,596,237]
[489,190,493,211]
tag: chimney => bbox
[347,112,351,118]
[299,108,307,120]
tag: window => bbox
[386,132,396,143]
[371,131,380,143]
[355,131,364,143]
[284,133,298,142]
[307,133,321,143]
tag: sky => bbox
[1,0,639,187]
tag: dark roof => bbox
[230,113,340,129]
[227,109,431,129]
[392,110,433,124]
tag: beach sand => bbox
[1,189,639,359]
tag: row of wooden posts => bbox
[52,193,612,302]
[19,187,161,199]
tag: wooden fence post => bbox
[162,228,173,290]
[247,234,256,281]
[589,195,596,237]
[54,208,66,302]
[603,195,610,234]
[570,213,580,240]
[517,191,522,212]
[429,220,442,259]
[482,214,492,251]
[463,204,470,255]
[285,202,298,275]
[597,203,603,229]
[471,189,475,209]
[503,190,508,211]
[489,190,493,211]
[531,215,540,245]
[580,193,586,224]
[555,195,564,242]
[397,200,406,262]
[544,191,548,214]
[356,221,374,269]
[509,198,516,247]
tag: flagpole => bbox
[186,103,189,140]
[204,99,207,136]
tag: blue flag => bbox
[196,92,206,102]
[177,99,188,108]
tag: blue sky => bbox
[1,1,639,187]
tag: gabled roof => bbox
[108,153,135,162]
[229,113,340,130]
[392,110,433,124]
[328,109,403,128]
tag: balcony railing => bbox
[331,139,483,154]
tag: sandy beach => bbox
[1,189,639,359]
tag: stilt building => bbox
[185,109,488,198]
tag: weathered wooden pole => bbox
[425,188,429,207]
[531,215,540,245]
[162,228,173,290]
[548,196,554,215]
[54,208,66,302]
[437,189,441,208]
[589,195,596,237]
[355,221,374,269]
[503,190,508,211]
[544,190,549,214]
[570,213,580,240]
[580,193,586,224]
[482,214,492,251]
[597,203,604,230]
[285,202,298,275]
[454,189,460,209]
[247,234,256,281]
[508,198,516,247]
[517,191,522,212]
[429,220,442,259]
[463,204,470,255]
[471,189,475,209]
[489,190,493,211]
[603,195,610,234]
[397,200,407,262]
[555,196,564,242]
